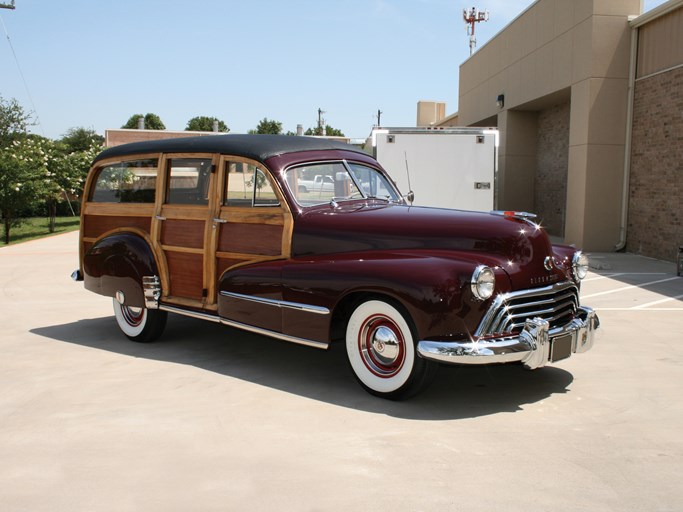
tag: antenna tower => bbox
[463,6,489,56]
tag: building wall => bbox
[535,102,570,236]
[458,0,640,251]
[627,4,683,261]
[105,129,218,147]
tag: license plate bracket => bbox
[550,333,573,362]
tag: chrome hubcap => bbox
[371,326,400,365]
[359,315,406,378]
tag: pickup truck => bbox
[297,174,335,193]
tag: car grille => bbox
[475,282,579,336]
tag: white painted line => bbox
[583,272,666,282]
[581,277,681,299]
[633,294,683,310]
[597,308,683,311]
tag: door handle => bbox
[213,218,228,224]
[155,215,166,221]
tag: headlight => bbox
[471,265,495,300]
[572,251,589,281]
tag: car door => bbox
[212,156,293,331]
[151,153,219,311]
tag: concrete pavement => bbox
[1,231,682,511]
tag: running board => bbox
[158,304,329,350]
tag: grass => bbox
[1,216,81,246]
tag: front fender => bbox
[281,250,512,343]
[83,232,159,307]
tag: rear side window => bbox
[90,159,158,203]
[166,158,213,205]
[224,161,279,207]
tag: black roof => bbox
[94,134,367,163]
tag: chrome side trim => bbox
[219,291,330,315]
[157,304,329,350]
[158,304,221,323]
[417,306,598,368]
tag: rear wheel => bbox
[113,299,167,343]
[345,300,437,400]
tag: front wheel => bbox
[113,299,167,343]
[345,300,437,400]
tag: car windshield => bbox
[285,161,401,207]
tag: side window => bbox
[166,158,213,205]
[90,159,158,203]
[224,161,279,207]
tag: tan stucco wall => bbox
[458,0,640,251]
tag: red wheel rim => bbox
[121,306,144,327]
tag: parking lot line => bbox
[633,293,683,309]
[582,272,665,282]
[581,277,681,299]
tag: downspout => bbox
[615,18,639,251]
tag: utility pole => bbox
[0,0,16,9]
[317,107,326,136]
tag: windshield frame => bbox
[283,159,403,208]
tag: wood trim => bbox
[161,245,204,255]
[158,205,210,220]
[162,296,218,311]
[83,203,155,216]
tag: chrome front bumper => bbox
[417,306,599,369]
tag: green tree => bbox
[249,118,283,135]
[122,113,166,130]
[304,124,345,137]
[0,137,44,243]
[59,127,104,153]
[186,116,229,132]
[0,95,32,147]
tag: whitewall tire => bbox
[113,299,167,343]
[345,300,436,400]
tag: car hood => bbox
[292,203,572,289]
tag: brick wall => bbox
[627,67,683,262]
[535,102,570,237]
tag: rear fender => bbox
[83,232,159,308]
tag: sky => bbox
[0,0,669,140]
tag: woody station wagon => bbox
[72,134,599,399]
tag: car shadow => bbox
[30,313,574,421]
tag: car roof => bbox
[93,134,368,164]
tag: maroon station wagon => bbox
[72,134,599,399]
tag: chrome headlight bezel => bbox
[572,251,589,281]
[471,265,496,301]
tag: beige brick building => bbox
[448,0,682,261]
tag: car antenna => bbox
[403,151,415,204]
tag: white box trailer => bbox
[369,127,498,212]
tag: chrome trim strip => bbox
[219,317,329,350]
[159,304,221,323]
[417,307,598,368]
[219,291,330,315]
